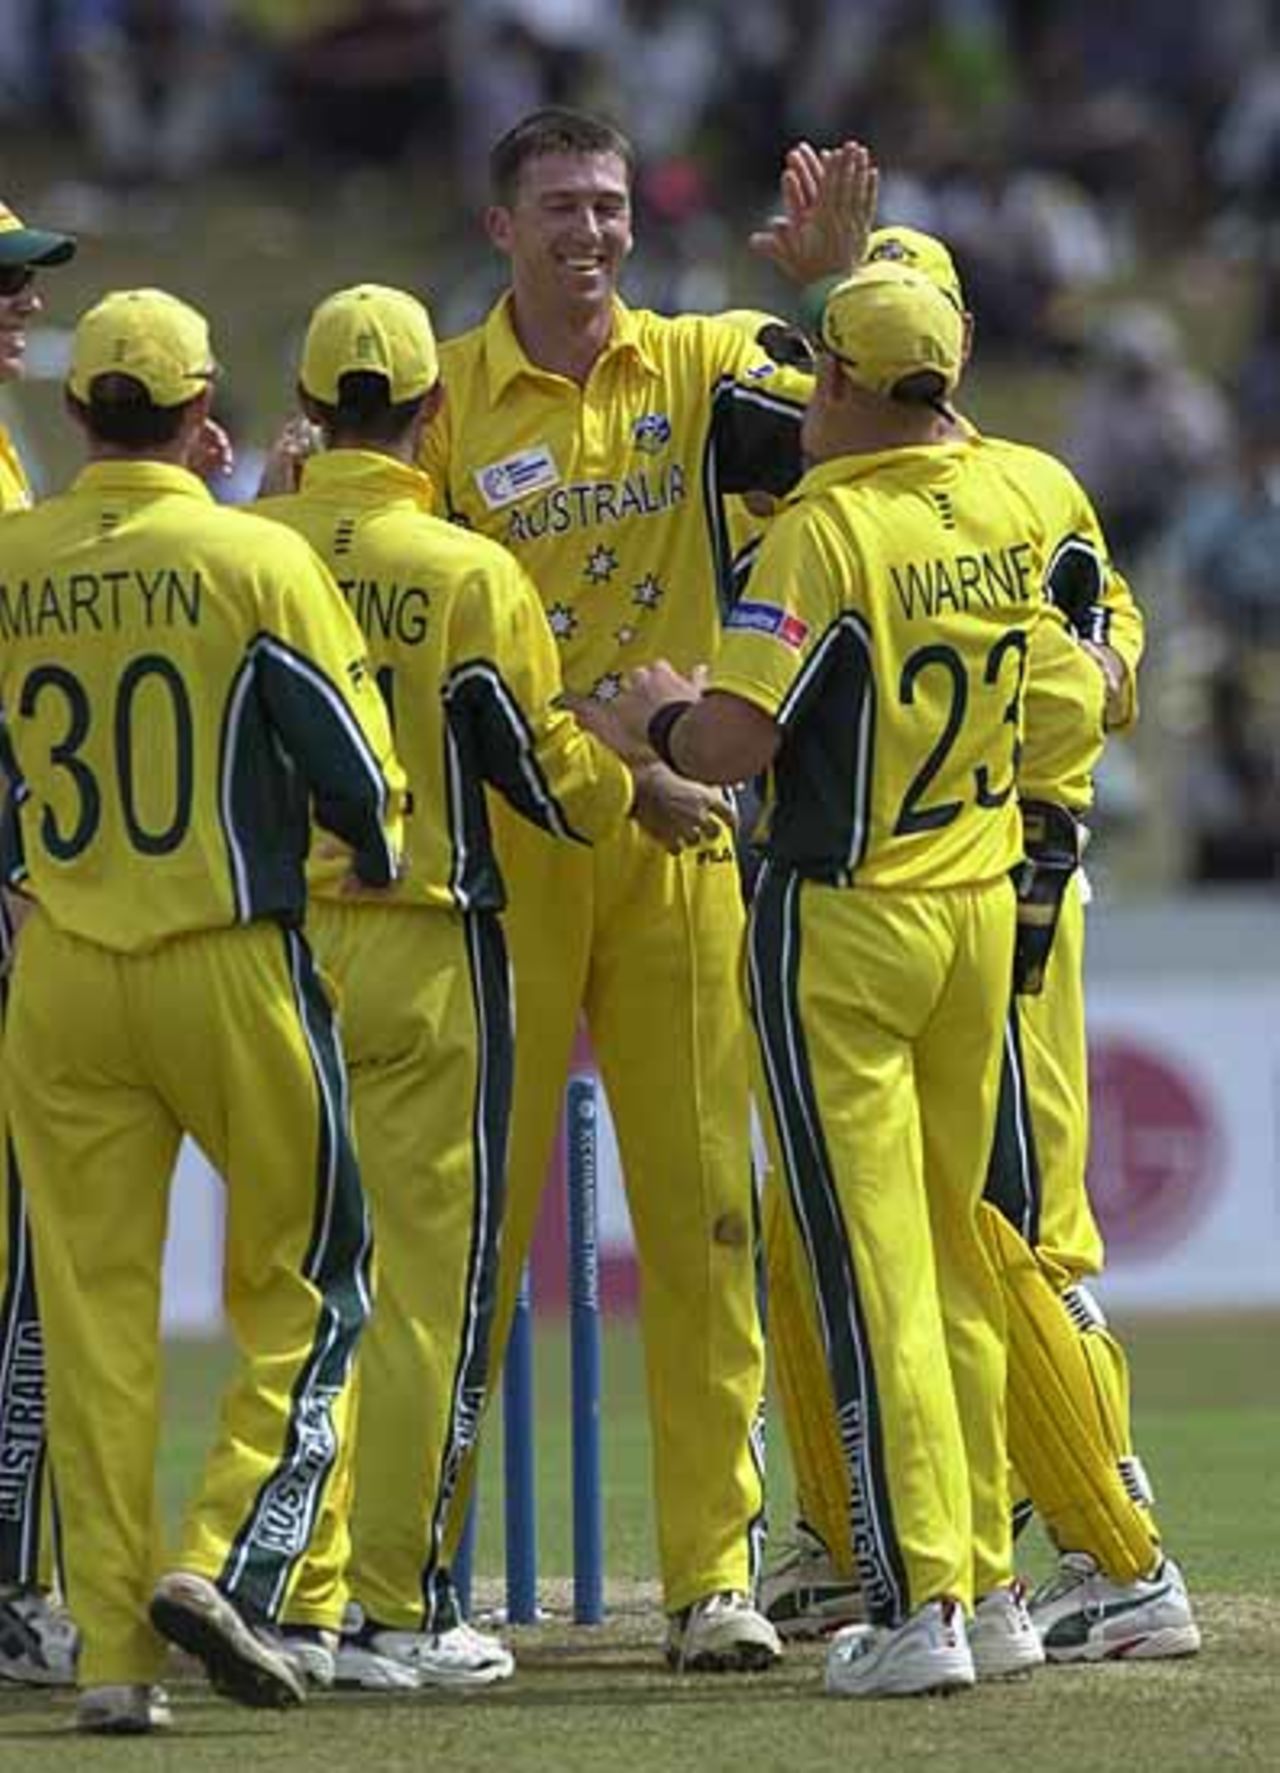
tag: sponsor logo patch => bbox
[474,444,560,510]
[631,412,671,454]
[727,600,809,648]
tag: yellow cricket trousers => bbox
[4,911,371,1685]
[988,877,1101,1280]
[769,871,1156,1585]
[302,899,510,1631]
[440,805,767,1615]
[749,865,1014,1624]
[0,897,54,1590]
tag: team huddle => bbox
[0,109,1200,1735]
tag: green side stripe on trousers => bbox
[748,863,909,1626]
[219,925,373,1620]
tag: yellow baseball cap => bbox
[68,289,215,407]
[300,284,439,404]
[820,263,965,400]
[865,225,965,312]
[0,199,76,268]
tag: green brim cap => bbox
[0,203,77,268]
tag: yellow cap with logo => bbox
[68,289,215,407]
[0,200,76,268]
[865,225,964,312]
[820,263,965,400]
[301,284,438,404]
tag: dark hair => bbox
[757,321,816,372]
[890,368,950,408]
[306,370,427,445]
[69,373,192,446]
[489,107,635,204]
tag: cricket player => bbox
[599,262,1081,1697]
[257,284,708,1689]
[411,111,871,1670]
[758,220,1199,1665]
[0,289,405,1733]
[0,196,79,1690]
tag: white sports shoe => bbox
[759,1524,865,1640]
[825,1599,975,1699]
[269,1625,338,1689]
[149,1570,305,1708]
[0,1585,78,1687]
[666,1591,782,1672]
[969,1582,1045,1679]
[77,1683,173,1734]
[335,1613,514,1690]
[1029,1552,1201,1664]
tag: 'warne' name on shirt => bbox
[889,541,1035,621]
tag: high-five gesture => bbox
[749,139,879,285]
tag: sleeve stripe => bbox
[710,372,809,422]
[255,634,397,882]
[701,421,731,617]
[444,660,579,843]
[219,654,258,920]
[442,720,473,907]
[776,611,876,877]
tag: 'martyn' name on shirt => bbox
[890,542,1035,620]
[0,568,202,639]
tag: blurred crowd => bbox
[2,0,1279,886]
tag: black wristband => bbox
[647,700,696,773]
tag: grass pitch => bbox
[0,1313,1274,1771]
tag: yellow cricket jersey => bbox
[1020,616,1107,810]
[969,433,1143,732]
[0,420,33,513]
[257,451,634,914]
[0,460,404,952]
[713,439,1075,890]
[418,296,810,699]
[965,433,1140,811]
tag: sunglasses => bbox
[0,265,36,298]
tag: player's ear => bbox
[485,205,514,255]
[961,311,975,369]
[179,383,215,438]
[408,382,443,456]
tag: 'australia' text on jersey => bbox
[505,464,685,544]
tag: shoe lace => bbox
[1032,1553,1098,1606]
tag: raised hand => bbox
[257,416,323,497]
[749,139,880,285]
[187,417,235,481]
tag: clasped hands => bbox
[568,665,736,856]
